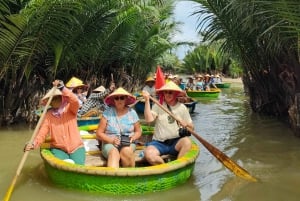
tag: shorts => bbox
[146,137,180,156]
[102,143,136,159]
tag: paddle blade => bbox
[191,131,257,182]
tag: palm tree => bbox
[0,0,177,125]
[191,0,300,135]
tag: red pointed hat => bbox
[104,87,136,106]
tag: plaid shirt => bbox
[79,89,111,115]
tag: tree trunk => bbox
[243,52,300,136]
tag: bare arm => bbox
[96,117,120,146]
[142,91,155,122]
[130,121,142,142]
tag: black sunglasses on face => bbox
[114,96,126,101]
[164,91,173,95]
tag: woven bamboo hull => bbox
[40,142,199,195]
[186,89,221,98]
[215,82,231,88]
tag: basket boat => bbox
[40,133,200,195]
[186,88,221,98]
[77,116,101,131]
[183,100,197,113]
[215,82,231,88]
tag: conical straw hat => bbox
[93,86,106,92]
[145,77,155,83]
[41,88,62,105]
[104,87,136,106]
[66,77,84,88]
[156,81,185,96]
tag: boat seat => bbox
[85,150,174,167]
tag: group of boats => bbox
[36,81,231,195]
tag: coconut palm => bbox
[0,0,178,125]
[191,0,300,135]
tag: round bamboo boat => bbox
[215,82,231,88]
[186,88,221,98]
[40,138,200,195]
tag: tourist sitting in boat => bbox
[185,76,195,91]
[96,87,142,168]
[142,81,194,165]
[209,74,218,89]
[66,76,88,108]
[142,76,156,97]
[214,74,222,83]
[195,74,204,91]
[78,82,116,117]
[24,80,86,165]
[203,74,210,91]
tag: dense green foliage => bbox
[191,0,300,134]
[0,0,178,125]
[180,42,243,77]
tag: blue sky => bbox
[172,1,202,60]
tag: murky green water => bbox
[1,82,300,201]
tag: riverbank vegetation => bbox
[191,0,300,136]
[0,0,180,126]
[1,0,300,137]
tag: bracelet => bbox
[57,85,64,91]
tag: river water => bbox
[1,82,300,201]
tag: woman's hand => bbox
[23,142,34,152]
[111,136,121,147]
[142,90,150,102]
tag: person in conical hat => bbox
[78,82,116,117]
[142,76,156,97]
[24,80,85,165]
[141,81,194,165]
[97,87,141,168]
[104,87,136,106]
[66,77,84,88]
[41,88,62,106]
[66,77,88,108]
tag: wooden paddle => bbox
[148,96,257,182]
[3,87,57,201]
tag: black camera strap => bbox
[113,108,125,136]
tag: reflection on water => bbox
[1,82,300,201]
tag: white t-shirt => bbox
[142,85,156,97]
[151,102,192,141]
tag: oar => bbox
[3,87,57,201]
[149,96,257,182]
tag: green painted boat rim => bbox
[40,141,199,194]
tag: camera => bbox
[120,135,131,146]
[178,127,191,137]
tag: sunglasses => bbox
[164,91,174,95]
[114,96,126,101]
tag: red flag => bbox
[155,65,165,104]
[155,65,165,90]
